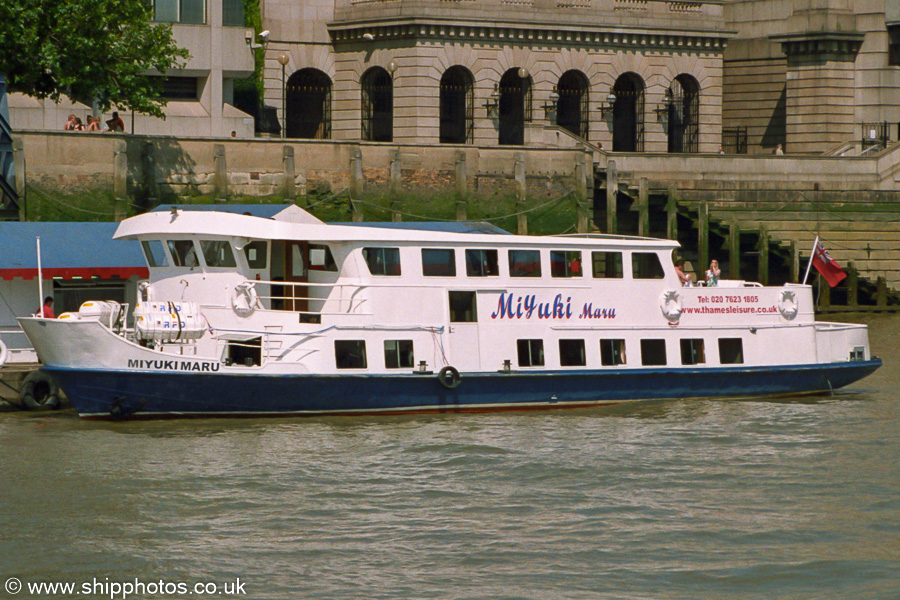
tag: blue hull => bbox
[44,359,882,419]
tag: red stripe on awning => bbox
[0,267,149,281]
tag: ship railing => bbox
[0,326,37,365]
[247,279,371,316]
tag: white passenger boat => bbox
[18,206,881,419]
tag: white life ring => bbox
[778,289,799,320]
[231,283,260,317]
[0,339,8,367]
[659,289,683,323]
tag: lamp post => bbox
[277,54,290,138]
[599,89,616,118]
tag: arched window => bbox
[498,68,532,146]
[557,70,589,140]
[361,67,393,142]
[440,66,474,144]
[612,73,645,152]
[286,69,332,139]
[667,75,700,153]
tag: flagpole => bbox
[36,236,44,316]
[801,235,818,285]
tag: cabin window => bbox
[559,339,586,367]
[243,241,268,269]
[640,339,667,366]
[517,339,545,367]
[550,250,582,278]
[335,340,367,369]
[465,249,499,277]
[422,249,457,277]
[309,244,338,272]
[719,338,744,364]
[449,291,477,322]
[680,338,706,365]
[592,251,624,279]
[632,252,665,279]
[600,339,626,366]
[167,240,199,267]
[384,340,414,369]
[200,240,237,268]
[141,240,169,267]
[363,247,401,276]
[509,249,542,277]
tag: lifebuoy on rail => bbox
[0,339,8,368]
[438,366,461,390]
[778,289,799,321]
[659,289,683,324]
[20,371,61,411]
[231,282,260,317]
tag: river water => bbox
[1,314,898,600]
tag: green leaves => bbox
[0,0,189,118]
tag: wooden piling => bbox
[606,160,617,234]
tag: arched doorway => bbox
[667,75,700,153]
[286,69,332,139]
[498,68,532,146]
[440,66,474,144]
[612,73,644,152]
[361,67,393,142]
[557,70,589,139]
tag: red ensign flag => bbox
[812,240,847,287]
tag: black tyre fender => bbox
[438,366,461,390]
[20,371,61,411]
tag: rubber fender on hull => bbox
[438,366,462,390]
[20,371,61,411]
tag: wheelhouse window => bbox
[200,240,236,268]
[517,339,545,367]
[719,338,744,364]
[422,249,456,277]
[592,251,624,279]
[335,340,367,369]
[632,252,665,279]
[509,250,541,277]
[550,250,582,278]
[243,241,268,269]
[449,291,477,322]
[167,240,199,267]
[362,247,401,276]
[559,339,586,367]
[600,339,626,366]
[640,339,667,366]
[680,339,706,365]
[141,240,169,267]
[309,244,337,272]
[384,340,414,369]
[465,249,499,277]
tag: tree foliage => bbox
[0,0,190,118]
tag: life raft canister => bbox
[438,366,461,390]
[20,371,61,411]
[778,289,799,320]
[659,289,683,323]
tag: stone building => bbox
[723,0,900,154]
[8,0,256,137]
[262,0,731,153]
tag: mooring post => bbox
[666,184,678,240]
[282,145,296,202]
[349,147,363,222]
[848,262,859,310]
[574,154,588,233]
[699,201,709,274]
[142,141,157,208]
[876,276,887,308]
[605,159,617,234]
[638,177,649,237]
[819,277,831,310]
[13,137,25,220]
[113,139,128,221]
[515,152,527,235]
[729,219,740,280]
[757,225,769,285]
[390,149,401,196]
[790,240,800,283]
[213,143,227,202]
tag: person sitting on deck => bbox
[675,259,692,287]
[39,296,55,319]
[705,260,721,287]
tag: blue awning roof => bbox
[0,222,146,279]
